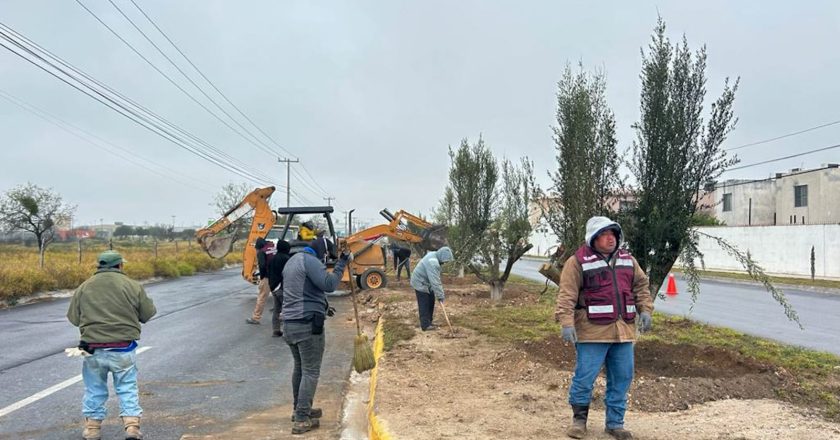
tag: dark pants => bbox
[271,291,283,332]
[414,290,435,330]
[395,257,411,280]
[283,321,325,421]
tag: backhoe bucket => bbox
[420,225,448,251]
[200,235,235,259]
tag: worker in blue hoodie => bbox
[409,246,453,331]
[280,238,348,434]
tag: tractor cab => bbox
[274,206,339,264]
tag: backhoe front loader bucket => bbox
[420,225,448,251]
[199,235,235,259]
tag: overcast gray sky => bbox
[1,1,839,229]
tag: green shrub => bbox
[153,259,180,278]
[176,261,195,276]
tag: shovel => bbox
[438,300,460,338]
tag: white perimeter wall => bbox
[691,225,840,278]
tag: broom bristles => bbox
[353,334,376,373]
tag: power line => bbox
[127,0,296,160]
[104,0,281,158]
[725,142,840,172]
[291,166,328,199]
[728,119,840,151]
[300,163,330,195]
[122,1,336,201]
[0,88,214,193]
[75,0,279,163]
[0,22,278,186]
[713,165,837,190]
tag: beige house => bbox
[713,164,840,226]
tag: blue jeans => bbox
[568,342,634,429]
[82,349,142,420]
[283,321,326,421]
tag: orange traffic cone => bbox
[665,273,678,297]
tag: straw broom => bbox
[348,263,376,373]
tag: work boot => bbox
[82,418,102,440]
[272,329,283,337]
[122,416,143,440]
[565,405,589,439]
[605,427,634,440]
[290,407,322,422]
[291,417,320,435]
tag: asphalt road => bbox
[0,268,355,439]
[511,258,840,356]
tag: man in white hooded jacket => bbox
[409,246,453,331]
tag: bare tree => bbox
[0,182,76,268]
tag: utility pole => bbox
[323,196,335,206]
[278,157,300,207]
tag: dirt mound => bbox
[518,335,793,413]
[636,341,772,378]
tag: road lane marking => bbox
[0,346,152,418]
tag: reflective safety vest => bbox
[574,245,637,324]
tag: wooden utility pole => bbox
[278,157,300,207]
[323,196,335,206]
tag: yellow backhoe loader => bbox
[340,209,448,289]
[195,186,277,283]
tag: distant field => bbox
[0,240,243,302]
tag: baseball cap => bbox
[97,250,126,267]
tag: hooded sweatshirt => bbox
[268,240,292,292]
[410,246,453,300]
[554,216,654,343]
[280,247,347,321]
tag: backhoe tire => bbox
[361,269,387,290]
[355,275,363,290]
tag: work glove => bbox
[339,252,353,262]
[64,347,90,357]
[562,326,578,343]
[327,306,336,317]
[639,312,652,333]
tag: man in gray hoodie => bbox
[280,239,348,434]
[409,246,453,331]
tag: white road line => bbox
[0,346,152,418]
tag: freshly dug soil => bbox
[365,277,840,440]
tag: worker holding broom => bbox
[280,238,349,435]
[555,216,653,440]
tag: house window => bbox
[722,193,732,212]
[794,185,808,207]
[618,200,636,212]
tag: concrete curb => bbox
[367,318,394,440]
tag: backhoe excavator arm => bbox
[195,186,276,282]
[338,209,448,282]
